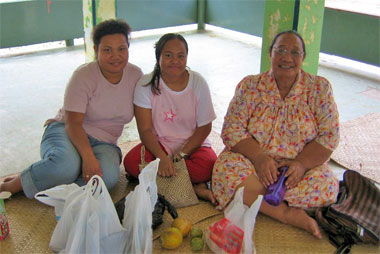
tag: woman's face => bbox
[94,33,129,81]
[159,38,188,78]
[270,33,305,82]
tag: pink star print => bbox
[164,109,176,122]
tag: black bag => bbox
[315,170,380,254]
[115,193,178,229]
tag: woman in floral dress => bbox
[212,31,340,239]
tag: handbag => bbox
[139,145,199,208]
[315,170,380,254]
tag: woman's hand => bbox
[157,156,177,177]
[65,110,102,183]
[81,155,103,182]
[278,160,306,189]
[253,154,279,188]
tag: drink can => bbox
[0,191,11,240]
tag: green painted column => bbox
[260,0,295,73]
[83,0,116,62]
[260,0,325,75]
[297,0,325,74]
[197,0,206,30]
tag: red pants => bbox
[123,143,217,184]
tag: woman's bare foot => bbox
[0,174,23,194]
[193,182,217,205]
[261,201,322,239]
[283,206,322,239]
[2,176,16,182]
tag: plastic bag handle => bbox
[141,145,146,165]
[87,175,103,199]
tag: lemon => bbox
[190,228,203,239]
[191,237,204,251]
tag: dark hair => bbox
[269,30,306,57]
[147,33,189,95]
[92,19,132,48]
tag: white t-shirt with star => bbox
[133,69,216,155]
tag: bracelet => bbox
[179,151,189,160]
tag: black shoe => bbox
[152,194,178,229]
[114,193,178,228]
[125,173,139,183]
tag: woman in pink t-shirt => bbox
[0,19,143,198]
[123,33,218,204]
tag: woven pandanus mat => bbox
[0,192,56,254]
[2,131,378,253]
[151,206,379,254]
[331,113,380,183]
[2,194,378,254]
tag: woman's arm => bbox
[296,140,332,169]
[222,75,279,186]
[280,140,333,189]
[64,111,102,181]
[134,105,176,177]
[181,123,212,155]
[231,137,279,187]
[280,76,340,189]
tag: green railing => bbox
[0,0,378,66]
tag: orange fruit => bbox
[160,227,183,249]
[171,217,192,237]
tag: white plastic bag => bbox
[122,158,159,254]
[206,187,262,254]
[35,183,80,220]
[49,175,127,254]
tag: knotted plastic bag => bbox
[122,158,160,254]
[206,187,263,254]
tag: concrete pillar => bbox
[83,0,116,62]
[65,39,74,47]
[197,0,206,31]
[260,0,325,75]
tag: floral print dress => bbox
[212,70,340,210]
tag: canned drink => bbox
[0,191,11,240]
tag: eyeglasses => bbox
[273,47,304,58]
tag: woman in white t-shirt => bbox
[0,19,143,198]
[123,33,218,204]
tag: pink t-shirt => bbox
[134,69,216,155]
[51,61,143,144]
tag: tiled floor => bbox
[1,26,379,178]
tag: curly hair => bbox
[92,19,132,48]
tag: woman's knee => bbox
[94,145,121,190]
[186,147,217,183]
[41,147,81,182]
[99,156,120,190]
[102,167,119,190]
[123,143,144,178]
[285,165,339,208]
[238,174,265,205]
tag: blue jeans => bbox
[21,122,122,198]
